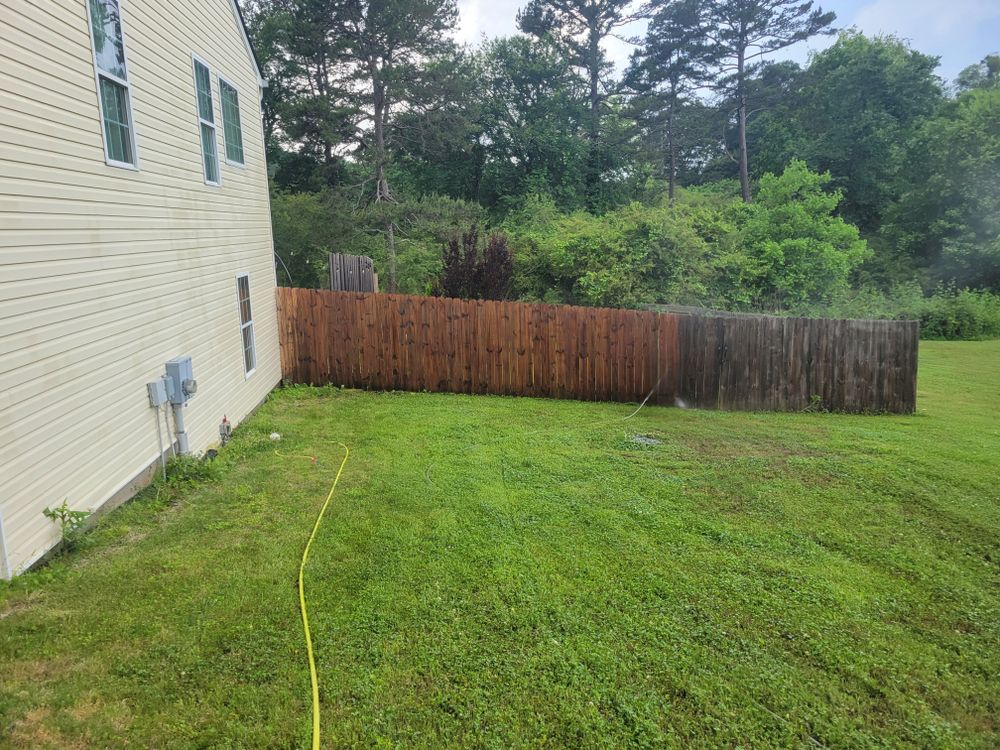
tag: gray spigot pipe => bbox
[172,402,190,454]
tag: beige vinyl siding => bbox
[0,0,280,576]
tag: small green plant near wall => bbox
[132,454,224,514]
[25,423,271,570]
[166,454,219,484]
[42,500,90,551]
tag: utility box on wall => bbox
[164,356,197,405]
[146,378,168,407]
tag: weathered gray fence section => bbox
[277,288,919,413]
[676,314,919,413]
[329,254,377,292]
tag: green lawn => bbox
[2,341,998,749]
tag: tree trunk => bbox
[667,102,676,204]
[371,69,397,290]
[737,95,750,202]
[585,25,601,211]
[737,51,752,203]
[384,217,397,293]
[372,77,392,203]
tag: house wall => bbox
[0,0,281,576]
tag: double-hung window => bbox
[219,78,245,166]
[85,0,137,168]
[193,57,220,185]
[236,274,257,376]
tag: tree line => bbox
[244,0,1000,337]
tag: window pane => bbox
[88,0,127,79]
[220,81,244,164]
[194,61,214,123]
[99,77,133,164]
[201,123,218,183]
[242,325,256,372]
[237,277,255,373]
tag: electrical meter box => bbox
[164,356,196,404]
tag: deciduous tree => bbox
[795,32,943,235]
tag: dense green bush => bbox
[505,162,869,310]
[269,166,998,340]
[504,192,731,307]
[270,190,348,288]
[271,189,483,293]
[919,289,1000,339]
[726,161,871,309]
[798,283,1000,339]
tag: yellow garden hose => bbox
[294,442,350,750]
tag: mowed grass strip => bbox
[1,341,998,749]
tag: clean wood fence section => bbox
[276,288,918,413]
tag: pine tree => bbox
[702,0,835,201]
[625,0,713,202]
[517,0,641,210]
[340,0,459,290]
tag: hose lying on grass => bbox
[279,443,350,750]
[287,379,656,746]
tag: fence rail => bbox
[276,288,918,413]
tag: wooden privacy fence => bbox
[276,288,919,413]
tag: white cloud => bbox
[454,0,484,45]
[855,0,997,40]
[453,0,645,73]
[852,0,1000,77]
[453,0,1000,79]
[454,0,518,46]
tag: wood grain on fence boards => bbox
[275,288,918,413]
[329,253,377,292]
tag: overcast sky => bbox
[453,0,1000,82]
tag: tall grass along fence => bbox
[276,288,919,413]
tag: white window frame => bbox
[218,75,246,168]
[84,0,139,170]
[236,272,257,378]
[191,54,221,186]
